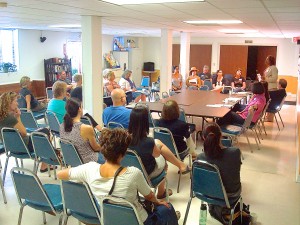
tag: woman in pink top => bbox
[217,82,266,126]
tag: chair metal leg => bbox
[274,113,280,130]
[0,176,7,204]
[42,211,46,224]
[253,129,261,144]
[244,132,253,153]
[63,215,69,225]
[58,214,63,225]
[260,119,267,135]
[183,197,193,225]
[54,167,57,180]
[47,165,51,177]
[278,112,284,127]
[2,157,10,185]
[18,204,26,225]
[20,159,24,168]
[177,173,181,193]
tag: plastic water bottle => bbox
[199,203,207,225]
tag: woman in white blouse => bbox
[262,55,278,90]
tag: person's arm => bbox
[105,83,114,94]
[13,108,27,137]
[242,81,246,90]
[152,143,162,158]
[25,95,31,111]
[144,191,170,208]
[57,168,71,180]
[81,125,101,151]
[58,163,92,182]
[196,77,201,88]
[231,81,235,89]
[186,78,190,87]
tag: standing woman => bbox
[172,66,183,91]
[262,55,278,90]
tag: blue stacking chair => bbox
[140,76,150,88]
[153,127,191,193]
[20,108,47,133]
[31,132,61,179]
[10,167,63,225]
[199,85,209,91]
[179,108,197,147]
[103,96,113,107]
[121,149,168,200]
[61,180,101,225]
[162,91,169,99]
[101,196,143,225]
[204,80,213,90]
[183,160,243,225]
[266,96,286,131]
[18,95,45,120]
[46,87,53,100]
[60,139,83,167]
[107,121,124,129]
[45,111,60,147]
[1,127,36,185]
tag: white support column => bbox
[211,42,219,73]
[160,29,173,93]
[81,16,103,125]
[180,32,191,82]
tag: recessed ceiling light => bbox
[0,2,8,8]
[219,29,258,33]
[102,0,204,5]
[49,24,81,28]
[184,20,242,25]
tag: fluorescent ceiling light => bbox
[219,29,258,33]
[49,24,81,28]
[184,20,242,25]
[102,0,204,5]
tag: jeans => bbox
[144,204,178,225]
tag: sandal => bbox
[157,188,173,199]
[40,166,57,173]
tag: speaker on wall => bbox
[144,62,155,72]
[40,36,47,43]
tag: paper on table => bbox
[206,104,223,107]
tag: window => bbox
[0,29,19,72]
[66,41,82,75]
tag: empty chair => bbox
[199,85,209,91]
[20,108,47,133]
[161,91,169,99]
[61,180,101,225]
[10,167,63,225]
[31,132,61,178]
[183,160,243,225]
[1,127,36,185]
[222,86,233,94]
[46,87,53,100]
[204,80,213,90]
[101,196,143,225]
[60,139,83,167]
[140,76,150,88]
[107,121,124,129]
[80,116,101,140]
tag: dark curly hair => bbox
[99,128,132,163]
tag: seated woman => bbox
[218,82,266,126]
[172,66,183,91]
[231,68,246,92]
[119,70,146,103]
[0,92,51,172]
[186,67,201,89]
[104,71,120,96]
[59,98,105,164]
[197,122,242,223]
[156,100,197,160]
[57,128,179,225]
[211,69,225,92]
[19,76,47,112]
[128,105,190,199]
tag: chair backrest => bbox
[203,80,213,90]
[61,180,101,224]
[188,86,198,90]
[179,108,187,123]
[141,76,150,87]
[103,96,113,107]
[45,111,60,134]
[107,121,124,129]
[277,95,286,111]
[17,95,27,108]
[20,108,39,130]
[221,138,232,147]
[80,116,93,126]
[11,167,58,213]
[1,127,31,156]
[154,92,160,102]
[223,74,233,86]
[242,107,255,129]
[191,160,230,208]
[153,127,180,159]
[46,87,53,100]
[31,132,60,165]
[162,91,169,99]
[101,196,142,225]
[199,85,209,91]
[60,139,83,167]
[222,86,232,94]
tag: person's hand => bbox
[157,200,170,208]
[14,107,21,117]
[236,111,241,114]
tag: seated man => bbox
[102,89,132,128]
[198,65,212,81]
[266,79,287,122]
[57,70,73,92]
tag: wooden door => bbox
[256,46,277,75]
[190,45,212,72]
[220,45,248,78]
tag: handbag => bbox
[137,194,156,214]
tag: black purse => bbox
[137,194,156,214]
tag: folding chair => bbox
[153,127,191,193]
[1,127,36,185]
[20,108,47,133]
[103,96,113,107]
[60,139,83,167]
[45,111,60,147]
[121,149,168,200]
[266,96,286,131]
[31,132,61,179]
[101,196,143,225]
[161,91,169,99]
[183,160,243,225]
[188,86,198,90]
[18,96,45,120]
[107,121,124,129]
[204,80,213,90]
[61,180,101,225]
[199,85,209,91]
[259,99,271,135]
[46,87,53,100]
[11,167,63,225]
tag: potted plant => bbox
[0,62,17,73]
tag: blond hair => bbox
[53,81,67,98]
[0,92,18,121]
[20,76,31,88]
[73,74,82,83]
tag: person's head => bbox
[251,81,265,94]
[173,66,179,73]
[278,79,287,89]
[203,65,209,74]
[265,55,276,66]
[52,81,67,98]
[0,92,18,121]
[189,66,198,76]
[216,69,223,77]
[235,69,242,78]
[73,74,82,86]
[20,76,31,88]
[162,100,180,121]
[102,69,110,80]
[60,71,67,80]
[128,104,149,145]
[99,128,132,164]
[122,70,132,79]
[63,98,82,132]
[111,88,127,106]
[107,71,115,81]
[202,122,222,159]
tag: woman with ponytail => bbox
[60,98,105,164]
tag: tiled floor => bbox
[0,104,299,225]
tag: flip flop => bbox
[40,166,57,173]
[157,188,173,199]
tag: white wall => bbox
[142,37,161,70]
